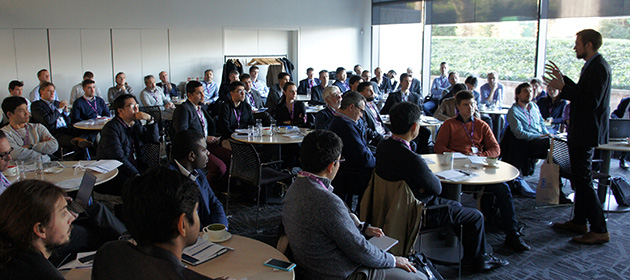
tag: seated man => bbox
[249,66,269,102]
[282,129,422,280]
[371,67,391,95]
[506,83,550,161]
[376,101,509,271]
[173,81,230,185]
[157,71,180,99]
[71,79,111,124]
[333,67,350,92]
[266,72,291,113]
[330,92,375,209]
[139,75,175,120]
[169,130,228,227]
[537,86,567,134]
[200,69,220,104]
[1,96,58,161]
[69,71,103,104]
[219,70,240,103]
[0,180,77,280]
[348,75,363,92]
[29,69,58,102]
[297,67,320,95]
[425,68,455,116]
[406,67,423,99]
[7,80,30,113]
[480,71,504,107]
[314,85,342,130]
[530,78,547,102]
[464,76,481,104]
[97,94,159,191]
[93,167,235,280]
[217,81,255,140]
[434,91,531,252]
[108,72,134,103]
[357,82,387,146]
[433,84,470,121]
[240,73,264,110]
[310,70,329,105]
[31,82,90,154]
[380,73,422,115]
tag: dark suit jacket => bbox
[371,77,392,94]
[245,89,264,109]
[410,78,422,98]
[297,78,320,95]
[216,101,255,138]
[30,100,71,134]
[97,116,159,178]
[309,84,326,105]
[612,97,630,119]
[315,106,335,130]
[559,54,611,147]
[156,82,179,99]
[172,100,217,136]
[273,100,308,127]
[362,102,389,135]
[380,90,423,115]
[266,84,283,113]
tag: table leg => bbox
[598,150,611,205]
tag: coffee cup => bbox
[202,223,228,241]
[441,152,454,169]
[4,165,17,177]
[486,157,498,165]
[262,127,272,135]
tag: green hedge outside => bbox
[431,36,630,89]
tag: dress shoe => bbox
[572,231,610,244]
[620,158,629,169]
[504,232,531,251]
[463,254,509,272]
[71,137,93,149]
[552,220,587,234]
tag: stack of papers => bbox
[467,155,486,165]
[182,237,232,266]
[435,169,479,182]
[81,160,122,174]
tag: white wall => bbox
[0,0,372,99]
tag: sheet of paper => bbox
[467,155,486,165]
[452,152,468,159]
[58,251,96,270]
[423,158,436,164]
[368,235,399,252]
[85,160,122,173]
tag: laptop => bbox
[609,119,630,141]
[67,171,97,214]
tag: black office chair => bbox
[227,139,292,232]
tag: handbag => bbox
[610,176,630,206]
[408,252,444,280]
[536,140,559,205]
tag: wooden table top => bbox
[73,118,111,130]
[62,235,294,280]
[6,161,118,191]
[231,128,310,144]
[421,154,520,185]
[596,140,630,152]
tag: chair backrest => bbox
[228,139,261,187]
[551,137,572,179]
[140,105,162,122]
[359,172,424,256]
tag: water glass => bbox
[247,125,254,139]
[255,119,263,137]
[35,155,44,175]
[270,120,277,135]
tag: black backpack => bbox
[610,176,630,206]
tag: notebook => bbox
[67,171,97,214]
[609,119,630,141]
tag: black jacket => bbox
[216,101,255,138]
[172,100,217,136]
[380,90,423,115]
[30,100,71,134]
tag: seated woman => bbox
[537,86,567,134]
[273,82,309,128]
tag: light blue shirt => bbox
[200,80,219,103]
[431,75,450,99]
[252,79,269,98]
[507,102,549,141]
[42,99,68,129]
[480,83,504,106]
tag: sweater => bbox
[434,115,499,157]
[1,123,58,161]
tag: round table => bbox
[73,118,112,130]
[596,140,630,212]
[231,128,310,145]
[6,161,118,191]
[62,235,294,280]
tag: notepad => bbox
[368,235,399,252]
[182,237,232,266]
[435,169,479,182]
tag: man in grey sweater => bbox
[282,130,425,280]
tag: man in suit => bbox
[406,67,423,98]
[333,67,350,92]
[92,167,235,280]
[240,73,264,109]
[380,73,422,115]
[265,72,291,113]
[370,67,391,97]
[173,81,230,186]
[314,85,342,130]
[546,29,611,244]
[310,70,329,105]
[169,129,228,227]
[358,82,389,141]
[329,91,374,210]
[97,94,159,193]
[297,67,320,96]
[31,82,90,154]
[157,71,180,99]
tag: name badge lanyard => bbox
[196,107,207,136]
[84,96,100,117]
[233,107,242,126]
[390,135,411,151]
[298,171,330,191]
[11,124,30,146]
[461,117,478,154]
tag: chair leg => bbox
[255,183,263,233]
[225,175,232,218]
[458,224,462,280]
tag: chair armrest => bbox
[261,160,284,167]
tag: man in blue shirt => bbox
[480,71,504,107]
[506,83,550,161]
[200,69,219,103]
[169,129,227,227]
[333,67,350,93]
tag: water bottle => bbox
[35,156,44,175]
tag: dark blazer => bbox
[371,76,392,94]
[380,90,423,115]
[333,80,350,93]
[93,241,213,280]
[559,54,611,147]
[273,100,308,128]
[309,84,326,105]
[156,82,179,99]
[97,116,159,178]
[329,115,375,195]
[297,78,320,95]
[30,100,71,134]
[245,89,265,109]
[216,101,255,138]
[266,84,283,113]
[612,97,630,119]
[410,78,422,98]
[362,102,389,135]
[70,96,110,123]
[0,249,65,280]
[315,106,335,130]
[172,100,217,136]
[168,162,228,227]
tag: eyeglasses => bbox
[334,157,345,164]
[0,147,13,160]
[126,104,140,109]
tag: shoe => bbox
[558,193,573,205]
[572,232,610,244]
[463,254,509,272]
[620,158,629,169]
[504,232,531,251]
[71,137,93,149]
[552,220,587,234]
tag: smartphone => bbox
[182,254,201,265]
[78,254,95,264]
[263,258,296,271]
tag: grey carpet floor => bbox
[227,158,630,280]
